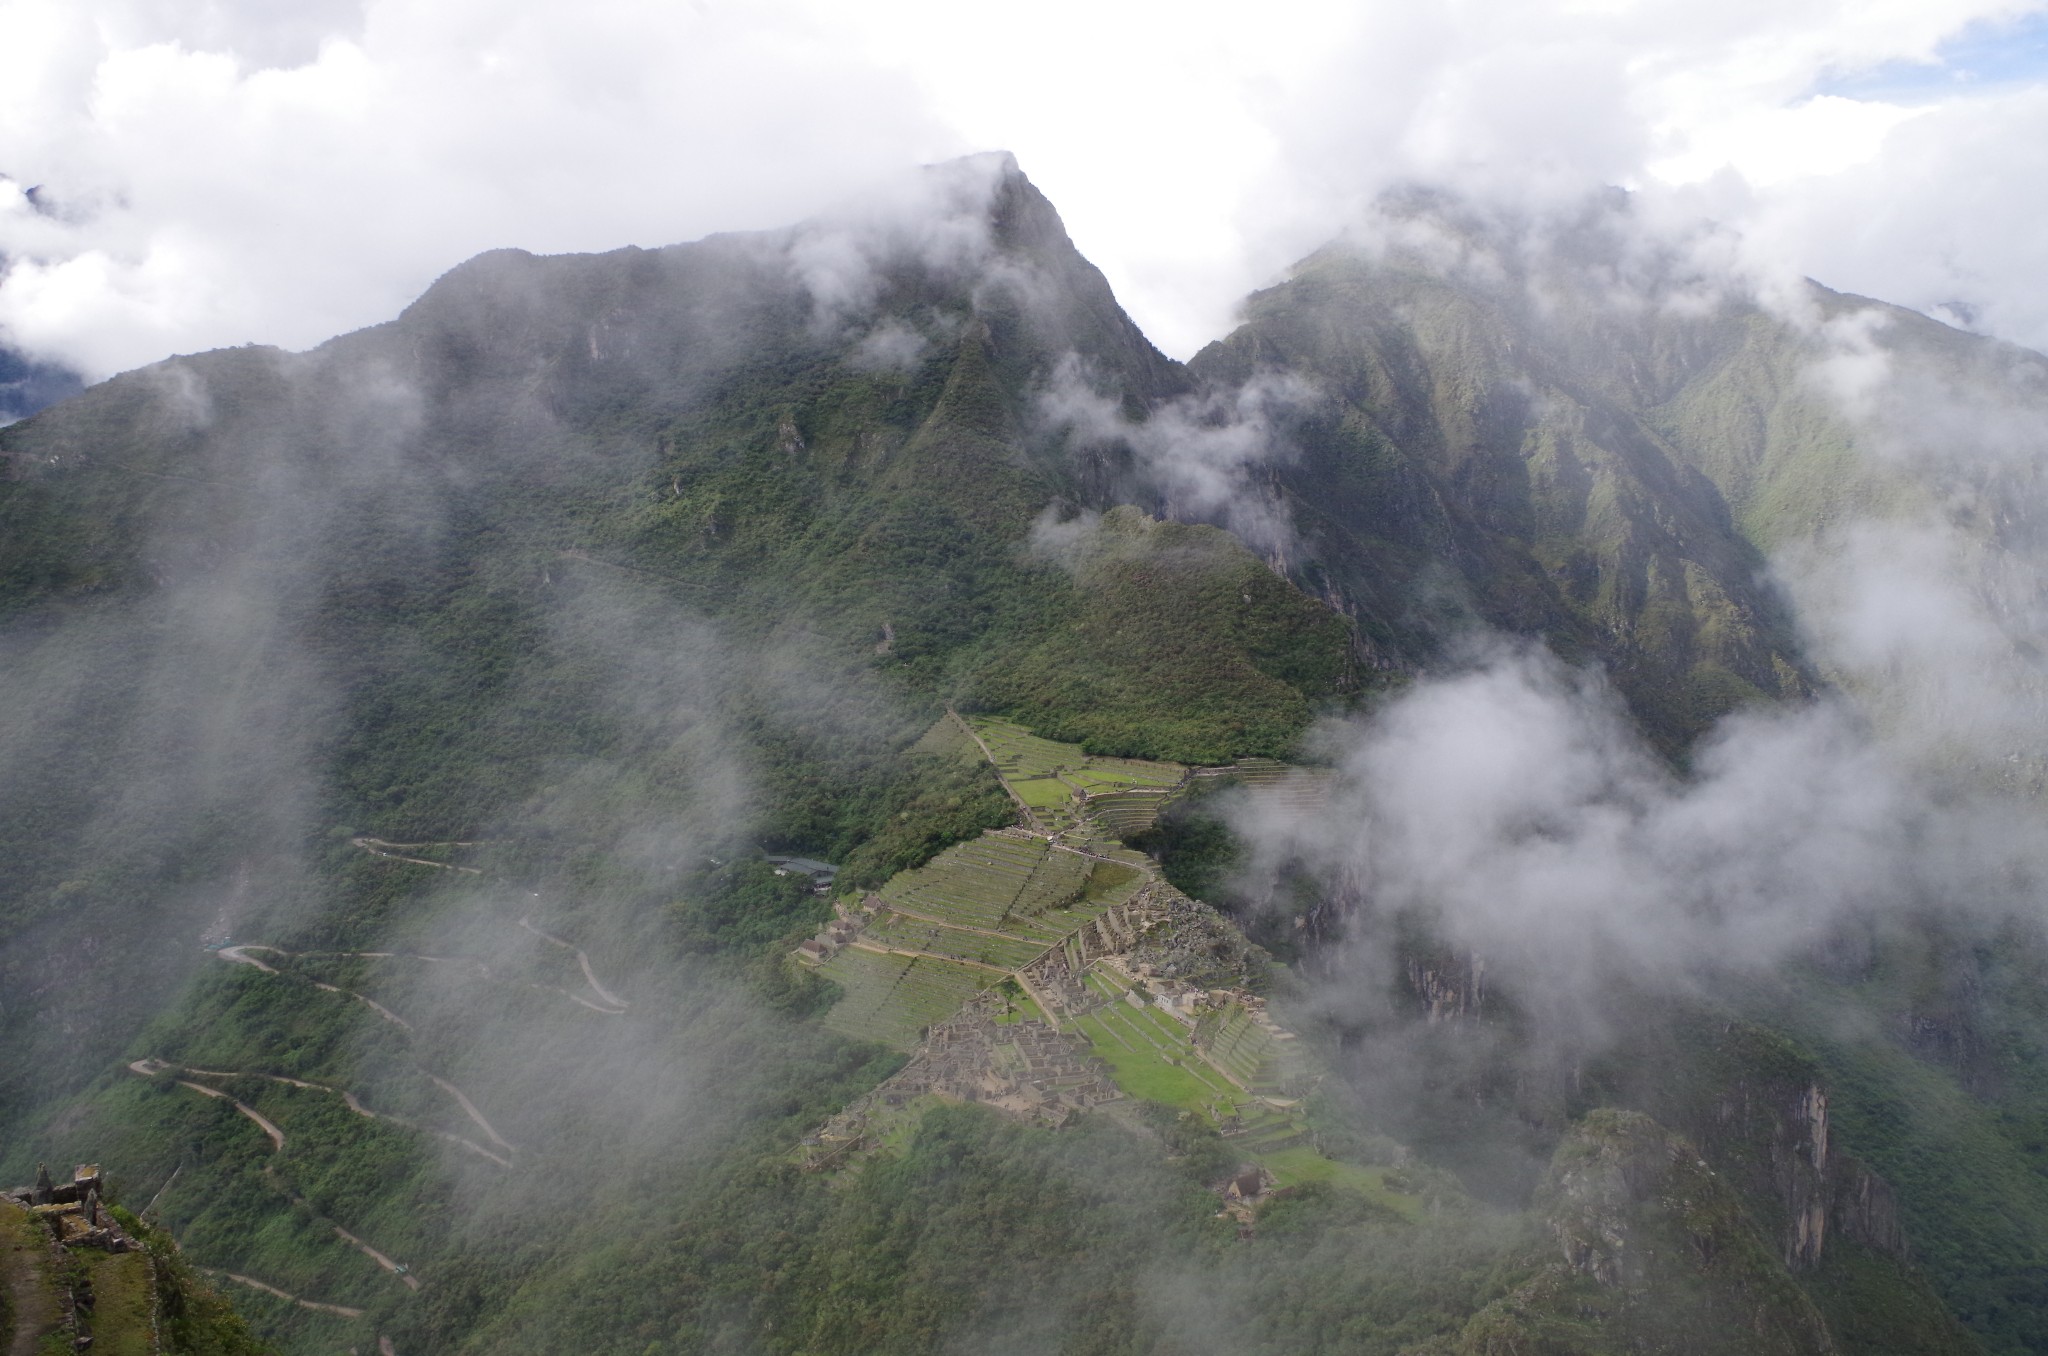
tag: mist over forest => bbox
[7,9,2048,1351]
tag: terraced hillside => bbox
[965,716,1187,840]
[811,950,995,1050]
[812,831,1147,1046]
[798,714,1391,1208]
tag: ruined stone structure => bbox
[1019,883,1176,1016]
[793,897,877,964]
[6,1162,139,1253]
[802,994,1123,1168]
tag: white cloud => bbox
[0,0,950,375]
[1650,94,1930,186]
[2,0,2047,377]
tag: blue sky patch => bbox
[1813,9,2048,103]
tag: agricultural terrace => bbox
[802,712,1418,1217]
[817,948,994,1049]
[966,716,1187,840]
[1072,970,1296,1142]
[1063,967,1397,1199]
[818,832,1151,1047]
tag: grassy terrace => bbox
[857,831,1146,953]
[876,834,1091,931]
[1067,967,1418,1209]
[817,824,1158,1048]
[1076,1004,1231,1111]
[1257,1147,1424,1220]
[817,947,995,1049]
[1075,971,1247,1113]
[968,716,1188,840]
[859,919,1048,971]
[1201,1006,1277,1088]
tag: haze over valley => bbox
[7,6,2048,1354]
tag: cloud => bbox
[0,0,949,377]
[787,152,1012,336]
[4,1,2047,382]
[1241,639,2046,1045]
[1035,356,1317,556]
[1219,220,2048,1044]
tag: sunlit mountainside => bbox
[2,156,2045,1354]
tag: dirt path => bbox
[350,837,484,875]
[211,1271,365,1319]
[204,947,534,1161]
[517,918,628,1010]
[217,944,279,973]
[131,1063,432,1293]
[316,982,414,1031]
[133,1060,512,1169]
[131,1062,288,1151]
[426,1075,514,1154]
[1049,843,1141,869]
[845,939,1013,974]
[3,1209,58,1356]
[950,710,1045,830]
[880,903,1042,942]
[330,1223,419,1291]
[226,944,617,1017]
[216,945,418,1031]
[338,836,634,1012]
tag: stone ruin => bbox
[802,993,1123,1169]
[794,895,877,964]
[6,1162,138,1253]
[1218,1162,1281,1234]
[1123,890,1271,990]
[1018,884,1174,1017]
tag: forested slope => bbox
[0,161,2040,1353]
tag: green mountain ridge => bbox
[0,158,2043,1353]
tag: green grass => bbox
[1011,777,1075,809]
[814,827,1153,1047]
[969,717,1196,843]
[819,948,995,1050]
[1257,1147,1424,1221]
[870,1093,949,1157]
[79,1250,157,1356]
[861,915,1049,971]
[1074,1009,1221,1110]
[971,718,1082,780]
[993,994,1044,1026]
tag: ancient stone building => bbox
[6,1162,138,1252]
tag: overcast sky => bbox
[4,0,2048,379]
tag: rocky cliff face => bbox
[1613,1018,1910,1276]
[1385,956,1914,1284]
[1404,948,1487,1024]
[1443,1108,1840,1356]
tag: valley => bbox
[0,155,2040,1354]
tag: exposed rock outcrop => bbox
[1532,1109,1837,1355]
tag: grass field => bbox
[815,820,1158,1049]
[860,917,1049,970]
[1075,1008,1224,1109]
[1073,972,1246,1115]
[969,716,1190,840]
[1256,1147,1424,1220]
[818,947,996,1050]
